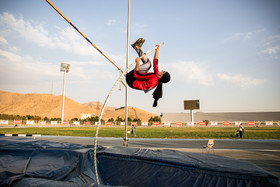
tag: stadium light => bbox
[60,63,70,125]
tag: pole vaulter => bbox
[45,0,121,71]
[93,42,164,184]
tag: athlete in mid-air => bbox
[126,38,171,107]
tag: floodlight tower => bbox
[60,63,70,125]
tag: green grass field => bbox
[1,126,280,139]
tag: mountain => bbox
[82,101,116,112]
[0,90,157,121]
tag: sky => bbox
[0,0,279,116]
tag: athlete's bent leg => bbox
[135,47,151,73]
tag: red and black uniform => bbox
[126,58,159,92]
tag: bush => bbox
[148,116,161,123]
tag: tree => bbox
[88,116,99,122]
[50,117,61,121]
[133,118,141,126]
[116,116,123,122]
[32,116,41,121]
[203,120,210,126]
[133,118,141,122]
[43,117,49,121]
[25,115,33,120]
[148,116,161,123]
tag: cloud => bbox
[0,49,57,85]
[261,35,280,58]
[263,35,280,46]
[0,36,8,45]
[166,61,214,85]
[8,46,21,53]
[107,19,117,26]
[0,47,118,95]
[53,27,99,57]
[232,32,254,40]
[165,61,265,88]
[132,23,148,35]
[223,29,265,42]
[0,12,99,58]
[217,73,265,88]
[77,56,124,82]
[0,49,22,62]
[0,12,121,93]
[0,12,53,47]
[262,45,280,55]
[62,60,116,81]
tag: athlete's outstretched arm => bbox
[154,44,160,60]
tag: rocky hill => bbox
[0,90,157,121]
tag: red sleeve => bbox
[153,59,159,75]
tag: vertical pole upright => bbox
[61,69,66,125]
[124,0,130,147]
[191,109,194,126]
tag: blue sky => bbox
[0,0,279,115]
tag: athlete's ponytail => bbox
[152,72,171,107]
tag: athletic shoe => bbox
[131,38,145,48]
[138,38,145,47]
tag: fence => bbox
[0,120,279,127]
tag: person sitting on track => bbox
[126,38,171,107]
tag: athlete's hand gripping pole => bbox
[140,42,164,59]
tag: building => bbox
[161,112,280,123]
[81,113,91,120]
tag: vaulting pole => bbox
[45,0,121,71]
[124,0,130,147]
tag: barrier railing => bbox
[1,120,279,127]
